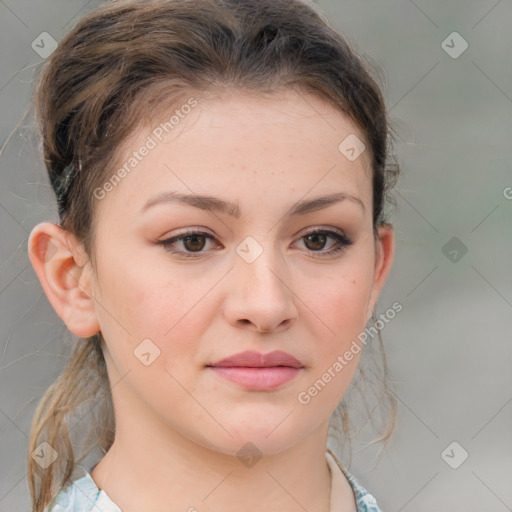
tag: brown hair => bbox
[27,0,401,509]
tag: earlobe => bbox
[28,222,100,338]
[365,224,395,320]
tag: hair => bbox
[26,0,401,509]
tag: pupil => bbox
[185,234,205,251]
[306,233,326,250]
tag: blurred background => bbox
[0,1,510,510]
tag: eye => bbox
[157,228,353,258]
[294,229,354,257]
[157,229,218,257]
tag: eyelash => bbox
[157,228,354,258]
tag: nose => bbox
[222,241,298,333]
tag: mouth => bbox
[205,350,304,390]
[206,366,303,390]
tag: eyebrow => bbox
[140,191,365,218]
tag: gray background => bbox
[0,1,511,510]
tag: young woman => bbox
[27,1,400,510]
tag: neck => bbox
[91,420,333,512]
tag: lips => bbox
[207,350,304,369]
[206,350,304,390]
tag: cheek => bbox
[105,256,196,330]
[93,256,204,372]
[98,269,210,408]
[121,271,216,372]
[299,276,370,410]
[301,265,373,396]
[309,268,372,337]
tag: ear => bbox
[28,222,100,338]
[365,223,395,321]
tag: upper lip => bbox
[207,350,304,368]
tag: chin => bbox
[194,418,315,459]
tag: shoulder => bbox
[326,448,383,512]
[47,469,121,512]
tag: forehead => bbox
[95,89,372,220]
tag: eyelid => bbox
[295,224,345,238]
[159,224,347,242]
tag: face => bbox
[83,89,393,456]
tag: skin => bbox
[28,89,394,512]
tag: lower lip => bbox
[208,366,302,390]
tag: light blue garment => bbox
[48,453,382,512]
[47,467,121,512]
[342,468,383,511]
[327,449,383,512]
